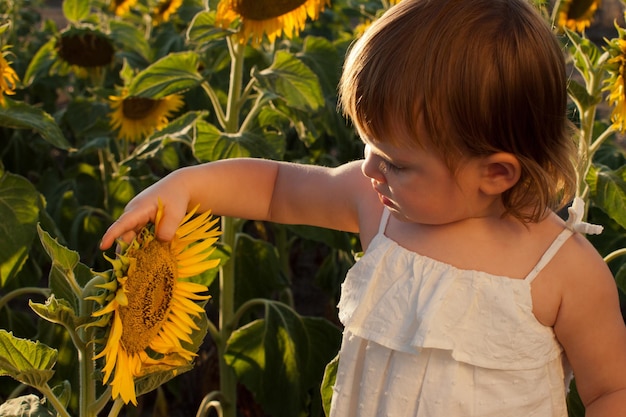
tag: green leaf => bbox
[127,111,208,162]
[37,225,80,274]
[127,51,204,99]
[255,51,324,111]
[0,330,57,388]
[566,378,585,417]
[37,225,87,313]
[587,164,626,229]
[29,295,79,329]
[193,120,284,161]
[234,234,287,309]
[567,79,598,111]
[186,10,229,45]
[224,302,341,417]
[321,354,339,416]
[0,395,54,417]
[0,170,42,287]
[22,38,57,87]
[0,99,72,150]
[110,20,152,63]
[62,0,89,23]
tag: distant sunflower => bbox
[90,202,221,405]
[0,51,19,106]
[109,89,184,142]
[110,0,138,16]
[216,0,329,45]
[556,0,600,32]
[57,28,115,68]
[153,0,183,25]
[604,36,626,132]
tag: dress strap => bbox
[378,208,391,235]
[525,197,603,283]
[524,229,573,283]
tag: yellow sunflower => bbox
[153,0,183,25]
[603,35,626,132]
[216,0,329,45]
[109,89,185,142]
[0,50,19,106]
[556,0,600,33]
[90,201,221,405]
[109,0,138,16]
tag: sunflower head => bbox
[153,0,184,25]
[0,49,19,106]
[109,88,185,143]
[216,0,330,45]
[603,29,626,133]
[89,202,220,405]
[57,27,115,68]
[556,0,601,33]
[110,0,138,16]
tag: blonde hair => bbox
[339,0,577,222]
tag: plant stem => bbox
[106,398,125,417]
[217,215,237,417]
[0,287,50,311]
[39,384,73,417]
[214,34,249,417]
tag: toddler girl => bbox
[101,0,626,415]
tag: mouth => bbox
[374,187,394,208]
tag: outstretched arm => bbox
[100,158,368,250]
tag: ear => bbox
[478,153,521,196]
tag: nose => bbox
[361,146,386,183]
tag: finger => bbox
[100,209,154,250]
[154,202,187,242]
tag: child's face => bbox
[361,136,484,226]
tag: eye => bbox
[379,159,403,174]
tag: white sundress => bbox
[330,201,600,417]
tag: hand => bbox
[99,172,190,250]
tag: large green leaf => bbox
[587,164,626,229]
[192,120,284,161]
[255,50,324,111]
[0,169,42,287]
[224,302,341,417]
[234,234,287,309]
[0,330,57,388]
[127,51,204,99]
[0,99,71,150]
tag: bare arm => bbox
[100,158,369,249]
[554,236,626,416]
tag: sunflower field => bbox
[0,0,625,416]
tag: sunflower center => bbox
[567,0,596,20]
[119,240,177,355]
[157,0,173,14]
[122,97,159,120]
[233,0,308,20]
[57,32,115,68]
